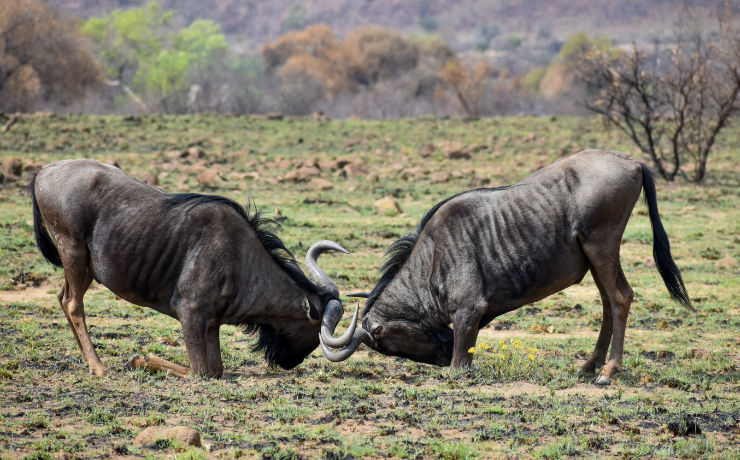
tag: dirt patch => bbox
[0,283,57,303]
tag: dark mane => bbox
[162,193,322,367]
[364,186,515,314]
[162,193,320,296]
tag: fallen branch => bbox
[1,115,18,133]
[125,353,190,378]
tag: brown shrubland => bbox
[0,0,101,112]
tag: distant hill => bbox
[51,0,719,55]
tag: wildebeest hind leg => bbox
[59,246,105,376]
[597,266,633,385]
[57,280,83,351]
[579,269,613,374]
[581,242,634,385]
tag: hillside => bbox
[49,0,719,54]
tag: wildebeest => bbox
[320,150,691,385]
[30,159,348,378]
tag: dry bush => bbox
[0,0,101,112]
[342,25,419,85]
[438,59,510,117]
[579,4,740,182]
[262,24,338,72]
[262,24,428,111]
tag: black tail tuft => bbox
[28,173,63,268]
[641,164,692,310]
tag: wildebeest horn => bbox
[320,300,359,348]
[319,328,372,362]
[319,300,372,361]
[306,240,349,291]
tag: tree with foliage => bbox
[82,2,228,112]
[579,6,740,182]
[0,0,101,112]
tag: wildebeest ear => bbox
[302,297,321,322]
[371,324,383,339]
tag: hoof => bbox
[90,366,107,377]
[594,375,612,386]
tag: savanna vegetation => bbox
[0,114,737,458]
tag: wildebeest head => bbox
[253,240,351,370]
[317,292,453,367]
[361,304,453,366]
[317,201,457,366]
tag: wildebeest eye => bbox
[371,324,383,339]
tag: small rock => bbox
[343,160,368,177]
[187,146,206,159]
[430,171,450,183]
[418,143,436,157]
[317,159,337,171]
[308,178,333,190]
[134,426,201,447]
[196,171,219,188]
[165,150,183,160]
[691,348,710,359]
[284,166,321,182]
[367,173,379,183]
[374,196,403,217]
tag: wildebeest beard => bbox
[246,323,318,370]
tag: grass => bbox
[0,113,738,458]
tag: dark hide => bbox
[30,159,342,377]
[360,150,690,384]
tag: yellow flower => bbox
[533,347,539,353]
[498,353,505,359]
[528,354,535,361]
[468,347,476,354]
[498,340,504,345]
[527,346,533,353]
[477,343,490,351]
[501,344,507,350]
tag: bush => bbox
[0,0,101,112]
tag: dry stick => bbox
[125,353,190,378]
[1,116,18,133]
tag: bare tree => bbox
[580,4,740,183]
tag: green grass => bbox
[0,114,738,458]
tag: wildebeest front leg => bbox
[179,313,223,378]
[451,310,483,370]
[206,320,224,378]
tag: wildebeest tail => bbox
[640,164,692,310]
[28,173,63,268]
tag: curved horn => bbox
[320,300,359,348]
[319,327,372,362]
[306,240,349,290]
